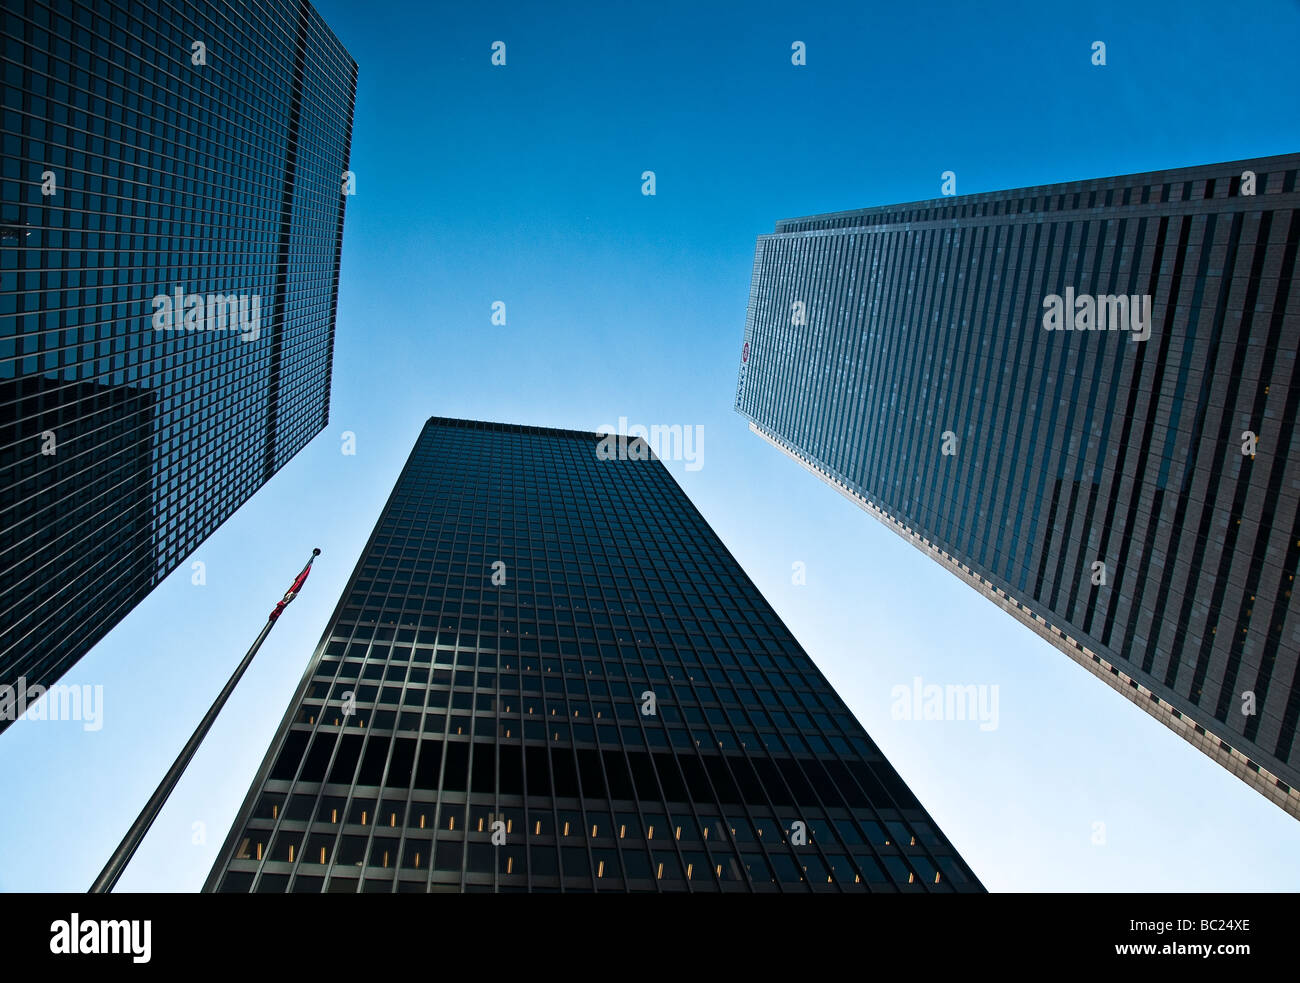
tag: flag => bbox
[269,548,320,621]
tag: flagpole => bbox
[89,548,320,894]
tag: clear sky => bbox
[2,0,1298,893]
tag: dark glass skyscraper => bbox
[206,417,982,893]
[0,0,356,721]
[735,154,1300,817]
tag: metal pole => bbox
[90,549,318,893]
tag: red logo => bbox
[742,341,750,363]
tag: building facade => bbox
[0,0,356,719]
[735,154,1300,817]
[206,418,982,892]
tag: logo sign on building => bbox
[735,341,750,404]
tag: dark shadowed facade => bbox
[0,0,356,722]
[736,154,1300,817]
[206,417,982,893]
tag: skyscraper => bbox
[206,417,982,893]
[735,154,1300,817]
[0,0,356,722]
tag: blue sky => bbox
[2,0,1298,892]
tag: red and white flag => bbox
[269,548,319,621]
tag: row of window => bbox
[776,169,1296,233]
